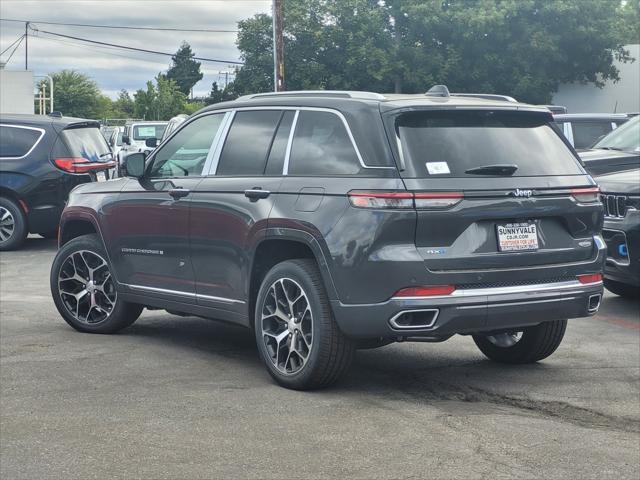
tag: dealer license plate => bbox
[496,222,539,252]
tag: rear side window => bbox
[395,110,584,178]
[217,110,282,176]
[0,126,43,158]
[265,111,295,175]
[571,121,613,149]
[60,127,111,161]
[288,111,360,176]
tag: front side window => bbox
[594,116,640,152]
[150,114,224,178]
[0,126,43,158]
[216,110,283,176]
[395,110,584,178]
[288,111,360,176]
[571,121,614,149]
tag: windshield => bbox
[61,127,111,162]
[594,116,640,152]
[395,110,584,177]
[132,124,166,141]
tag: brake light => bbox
[348,191,414,209]
[348,191,463,209]
[577,273,602,284]
[394,285,456,297]
[571,187,600,203]
[54,157,115,174]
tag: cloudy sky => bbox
[0,0,271,98]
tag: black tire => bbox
[254,259,355,390]
[0,197,28,251]
[50,234,143,334]
[604,279,639,299]
[473,319,567,364]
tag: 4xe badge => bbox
[512,188,533,198]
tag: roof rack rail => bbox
[238,90,386,101]
[451,93,518,103]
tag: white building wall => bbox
[0,70,35,114]
[553,44,640,114]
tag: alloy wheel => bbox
[261,278,313,375]
[57,250,117,324]
[0,207,15,242]
[486,331,523,348]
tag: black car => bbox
[553,113,631,149]
[596,168,640,298]
[49,88,605,390]
[0,114,115,250]
[578,116,640,175]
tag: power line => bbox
[30,27,244,65]
[1,33,24,56]
[0,18,238,33]
[3,34,25,65]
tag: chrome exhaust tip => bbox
[389,309,439,330]
[587,294,601,313]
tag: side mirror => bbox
[122,135,130,145]
[145,137,158,148]
[123,152,146,178]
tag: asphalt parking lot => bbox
[1,237,639,479]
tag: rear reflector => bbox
[571,187,600,203]
[54,157,116,174]
[577,273,603,284]
[394,285,456,297]
[348,191,463,209]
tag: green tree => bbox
[40,70,103,118]
[166,42,204,96]
[114,89,135,117]
[232,0,634,103]
[206,81,236,104]
[134,75,187,120]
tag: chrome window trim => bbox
[0,124,46,160]
[122,283,245,304]
[196,106,395,171]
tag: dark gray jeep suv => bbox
[50,88,606,390]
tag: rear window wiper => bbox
[465,164,518,175]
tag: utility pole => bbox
[272,0,285,91]
[25,22,29,70]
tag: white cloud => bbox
[0,0,271,98]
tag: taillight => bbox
[54,157,115,174]
[394,285,456,297]
[348,191,414,209]
[577,273,602,284]
[571,187,600,203]
[348,191,463,209]
[414,192,463,209]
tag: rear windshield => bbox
[133,124,166,140]
[61,127,111,161]
[395,110,584,177]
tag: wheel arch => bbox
[249,229,339,326]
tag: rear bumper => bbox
[332,279,604,339]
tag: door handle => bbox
[244,188,271,200]
[169,188,190,200]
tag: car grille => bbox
[601,194,627,218]
[459,276,576,290]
